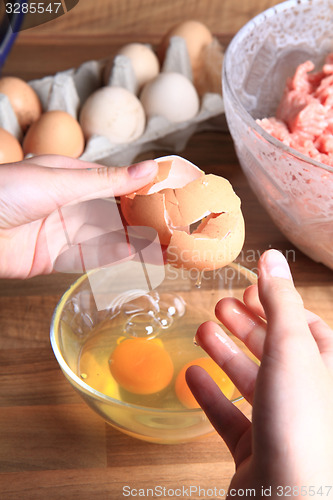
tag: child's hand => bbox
[187,249,333,498]
[0,155,157,278]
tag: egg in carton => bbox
[1,36,225,166]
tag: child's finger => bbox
[215,297,266,359]
[258,250,318,356]
[244,280,333,364]
[243,284,266,319]
[185,364,252,466]
[306,312,333,370]
[195,321,259,403]
[0,159,158,227]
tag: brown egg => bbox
[0,76,42,132]
[0,128,24,164]
[23,110,85,158]
[104,43,160,94]
[121,156,245,271]
[158,20,213,80]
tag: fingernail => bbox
[127,161,157,179]
[263,249,293,280]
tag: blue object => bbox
[0,1,25,73]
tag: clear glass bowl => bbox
[50,263,256,444]
[223,0,333,270]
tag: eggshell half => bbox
[121,156,204,245]
[120,155,245,270]
[169,174,241,226]
[167,211,245,270]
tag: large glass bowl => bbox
[50,263,256,444]
[223,0,333,270]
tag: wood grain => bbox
[0,462,236,500]
[16,0,283,37]
[3,0,283,79]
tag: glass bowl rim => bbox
[50,264,255,415]
[222,0,333,175]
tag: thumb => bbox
[0,158,158,228]
[258,249,316,353]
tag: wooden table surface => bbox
[1,34,333,500]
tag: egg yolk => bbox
[175,357,235,409]
[109,338,174,395]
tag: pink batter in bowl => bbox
[223,0,333,270]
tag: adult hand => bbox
[0,155,158,278]
[187,249,333,498]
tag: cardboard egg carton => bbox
[0,37,226,166]
[0,93,22,141]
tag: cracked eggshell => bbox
[170,174,241,226]
[121,156,203,245]
[167,211,245,271]
[80,86,145,144]
[120,155,245,270]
